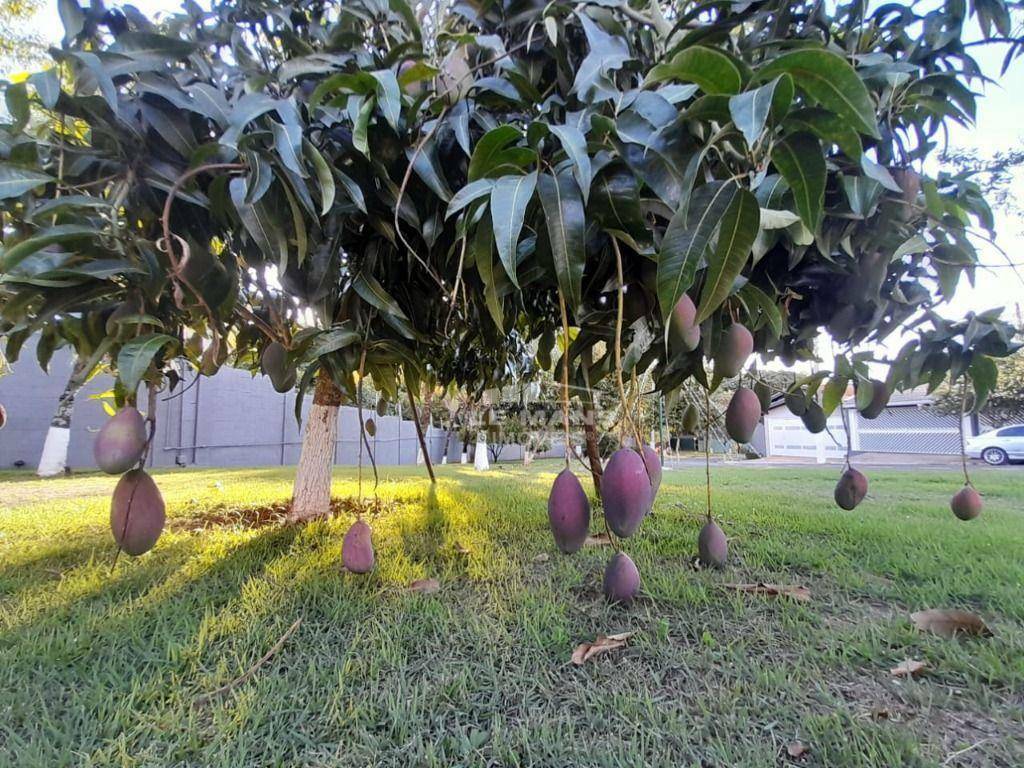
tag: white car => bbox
[965,425,1024,465]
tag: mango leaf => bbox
[590,168,644,237]
[333,168,366,213]
[309,327,360,357]
[756,49,879,138]
[968,355,998,412]
[0,224,97,270]
[490,171,537,288]
[822,376,848,416]
[657,182,738,322]
[910,609,992,638]
[351,272,413,339]
[406,138,453,202]
[0,164,53,200]
[117,333,176,393]
[772,133,825,230]
[785,107,863,160]
[548,124,592,202]
[272,121,307,178]
[446,178,495,219]
[467,125,522,181]
[538,169,585,310]
[473,215,504,331]
[645,46,742,94]
[728,76,790,147]
[28,69,60,109]
[696,189,759,324]
[369,69,402,131]
[304,142,335,215]
[736,282,783,338]
[229,177,287,264]
[843,175,882,218]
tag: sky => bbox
[15,2,1024,331]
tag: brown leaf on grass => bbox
[571,631,636,665]
[786,740,810,759]
[406,578,440,594]
[583,533,612,547]
[723,583,811,602]
[910,609,992,638]
[890,659,928,678]
[532,553,550,563]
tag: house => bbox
[761,388,975,459]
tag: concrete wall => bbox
[0,343,563,472]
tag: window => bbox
[998,426,1024,437]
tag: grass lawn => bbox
[1,460,1022,767]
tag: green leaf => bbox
[28,69,60,109]
[729,76,789,147]
[352,272,412,325]
[855,379,875,411]
[309,327,360,357]
[474,215,504,331]
[0,224,96,270]
[229,177,287,263]
[736,283,783,338]
[333,169,366,213]
[352,98,374,156]
[548,124,592,202]
[968,355,998,412]
[490,171,537,288]
[538,169,586,311]
[772,133,825,230]
[0,164,53,200]
[756,49,879,138]
[645,46,743,94]
[468,125,523,181]
[57,0,85,43]
[272,121,307,178]
[842,175,882,218]
[304,142,335,215]
[590,168,645,240]
[446,178,496,219]
[822,376,848,416]
[116,333,176,393]
[369,69,402,131]
[657,182,738,322]
[695,189,760,324]
[406,138,453,202]
[785,108,863,160]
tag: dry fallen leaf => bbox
[890,659,928,678]
[723,583,811,602]
[583,533,612,547]
[870,707,890,721]
[910,609,992,638]
[571,631,636,665]
[532,553,550,563]
[786,741,810,759]
[406,578,440,594]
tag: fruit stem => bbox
[558,290,572,470]
[958,378,972,487]
[704,384,713,522]
[610,238,642,449]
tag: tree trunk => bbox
[473,431,489,471]
[523,448,534,466]
[37,356,89,477]
[290,372,342,521]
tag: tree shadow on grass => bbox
[0,523,304,759]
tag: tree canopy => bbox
[1,0,1021,421]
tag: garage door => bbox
[765,412,848,459]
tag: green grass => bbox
[1,461,1022,767]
